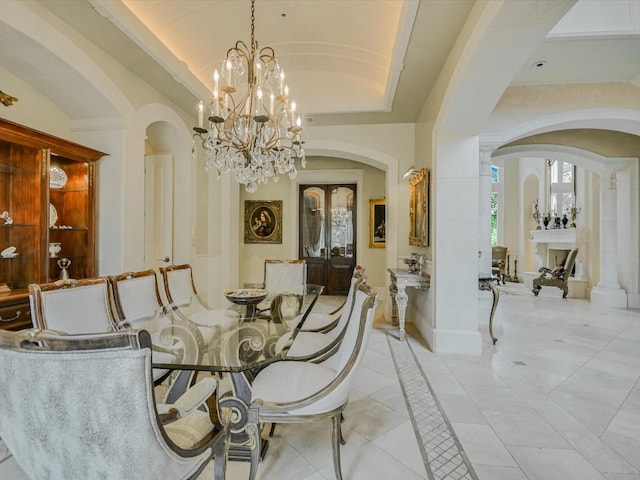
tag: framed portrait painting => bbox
[409,168,429,247]
[369,198,386,248]
[244,200,282,244]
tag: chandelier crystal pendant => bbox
[192,0,305,193]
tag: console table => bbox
[387,269,430,340]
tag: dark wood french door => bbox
[299,184,356,295]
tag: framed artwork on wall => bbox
[409,168,429,246]
[369,198,386,248]
[244,200,283,244]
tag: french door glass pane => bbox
[330,187,354,257]
[302,187,325,258]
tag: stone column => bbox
[478,147,493,275]
[431,135,482,354]
[591,170,627,307]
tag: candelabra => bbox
[532,200,542,230]
[570,206,580,228]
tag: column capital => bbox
[600,168,621,190]
[479,143,501,174]
[479,151,493,175]
[479,142,501,153]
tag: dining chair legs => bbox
[331,414,344,480]
[248,423,261,480]
[247,417,344,480]
[215,405,233,480]
[213,435,229,480]
[247,412,346,480]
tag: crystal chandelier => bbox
[192,0,305,193]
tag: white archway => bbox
[492,142,639,308]
[1,2,133,119]
[491,108,640,145]
[493,144,613,173]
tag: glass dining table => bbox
[138,283,324,462]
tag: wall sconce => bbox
[0,90,18,107]
[403,166,419,180]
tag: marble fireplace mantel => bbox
[530,228,576,247]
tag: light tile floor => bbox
[2,283,640,479]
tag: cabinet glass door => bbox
[0,143,40,294]
[47,156,91,282]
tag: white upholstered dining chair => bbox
[275,268,366,362]
[109,269,166,323]
[247,283,378,480]
[298,265,365,333]
[29,277,118,334]
[253,259,307,318]
[160,264,239,326]
[263,259,307,296]
[109,269,209,350]
[0,328,228,480]
[31,276,174,384]
[109,269,210,394]
[160,264,239,369]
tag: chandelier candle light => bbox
[192,0,305,193]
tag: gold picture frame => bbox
[409,168,429,246]
[369,198,386,248]
[244,200,283,244]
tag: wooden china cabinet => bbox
[0,119,105,330]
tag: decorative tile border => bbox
[387,334,478,480]
[0,437,11,463]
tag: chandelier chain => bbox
[250,0,256,56]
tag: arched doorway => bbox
[143,121,191,271]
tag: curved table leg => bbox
[487,283,499,345]
[478,278,499,345]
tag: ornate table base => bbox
[388,269,430,341]
[219,370,270,462]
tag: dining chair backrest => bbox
[160,264,199,306]
[110,269,164,324]
[331,267,366,335]
[0,328,225,480]
[29,277,118,334]
[158,263,238,349]
[264,259,306,296]
[110,269,211,392]
[323,283,378,377]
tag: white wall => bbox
[0,67,73,137]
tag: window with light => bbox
[548,160,574,217]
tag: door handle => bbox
[156,256,170,263]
